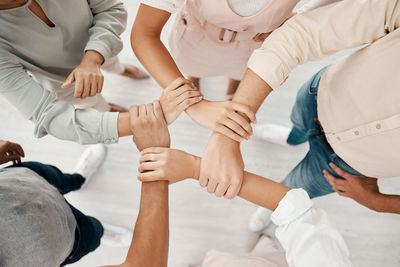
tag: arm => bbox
[201,0,400,200]
[63,0,127,98]
[324,163,400,214]
[105,101,170,267]
[131,4,180,88]
[85,0,127,61]
[0,51,131,144]
[138,148,353,267]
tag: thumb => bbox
[62,72,75,88]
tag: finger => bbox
[6,154,21,163]
[228,112,253,135]
[62,72,75,88]
[165,77,190,92]
[333,187,348,197]
[216,125,243,143]
[223,118,249,139]
[152,100,165,121]
[81,77,91,98]
[329,163,352,179]
[16,144,25,157]
[139,104,147,118]
[97,76,104,93]
[141,147,167,155]
[207,180,218,194]
[232,102,256,123]
[175,90,202,105]
[138,162,160,173]
[139,153,161,163]
[178,96,203,111]
[74,74,84,98]
[199,172,209,187]
[323,169,338,186]
[90,76,98,97]
[332,184,346,192]
[224,179,242,200]
[173,84,201,98]
[215,184,227,198]
[138,170,164,182]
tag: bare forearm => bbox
[192,156,289,210]
[117,112,132,137]
[125,181,169,267]
[132,35,182,88]
[374,194,400,214]
[233,68,273,113]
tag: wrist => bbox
[117,112,133,137]
[191,155,201,180]
[212,131,240,145]
[370,192,386,212]
[82,50,104,66]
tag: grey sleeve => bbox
[85,0,128,60]
[0,52,119,145]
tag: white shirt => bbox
[272,189,352,267]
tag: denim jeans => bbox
[7,161,103,266]
[281,67,362,198]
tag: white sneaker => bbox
[74,144,107,188]
[253,124,291,146]
[101,223,133,247]
[248,207,273,233]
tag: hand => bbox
[62,50,104,99]
[160,77,203,125]
[130,101,170,151]
[323,163,380,210]
[200,132,244,199]
[186,100,256,142]
[138,147,200,184]
[0,140,25,165]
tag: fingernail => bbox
[240,138,244,142]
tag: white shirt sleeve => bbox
[271,189,353,267]
[297,0,342,14]
[140,0,185,13]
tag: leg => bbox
[7,161,85,195]
[61,204,104,266]
[281,137,336,198]
[287,67,328,146]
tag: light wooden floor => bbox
[1,1,399,266]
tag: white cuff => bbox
[271,188,313,226]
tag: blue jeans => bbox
[281,67,362,198]
[7,161,103,266]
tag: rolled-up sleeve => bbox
[248,0,400,89]
[271,189,352,267]
[85,0,128,60]
[0,52,119,145]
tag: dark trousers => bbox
[7,161,104,266]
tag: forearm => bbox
[191,156,289,210]
[124,181,169,267]
[132,34,182,88]
[117,112,132,137]
[232,68,273,114]
[373,194,400,214]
